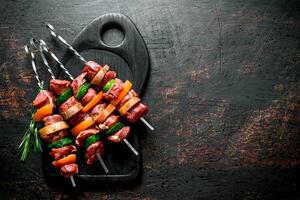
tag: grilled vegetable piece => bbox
[48,137,73,148]
[75,128,99,147]
[56,88,73,106]
[61,103,83,120]
[82,91,103,113]
[76,82,91,99]
[71,117,94,136]
[91,65,109,85]
[34,104,53,122]
[103,79,115,92]
[111,80,132,106]
[52,154,76,168]
[94,104,115,124]
[105,122,125,136]
[85,134,102,148]
[39,121,69,140]
[119,97,140,116]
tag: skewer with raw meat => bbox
[30,39,110,172]
[46,23,154,131]
[37,39,139,156]
[24,45,78,187]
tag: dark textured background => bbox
[0,0,300,199]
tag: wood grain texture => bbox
[0,0,300,199]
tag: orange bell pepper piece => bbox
[71,117,94,136]
[82,91,103,113]
[111,80,132,106]
[34,104,53,122]
[95,104,116,124]
[52,154,76,168]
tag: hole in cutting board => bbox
[100,23,125,47]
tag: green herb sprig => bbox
[18,82,44,162]
[18,109,43,161]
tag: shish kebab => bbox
[46,23,154,131]
[30,38,110,172]
[33,39,139,156]
[24,45,78,187]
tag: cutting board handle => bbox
[70,13,150,94]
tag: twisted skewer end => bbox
[24,45,30,54]
[29,38,40,49]
[46,23,57,37]
[39,39,47,47]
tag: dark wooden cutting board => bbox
[42,13,150,188]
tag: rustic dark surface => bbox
[0,0,300,199]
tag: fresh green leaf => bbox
[19,84,44,161]
[33,127,42,153]
[18,130,29,149]
[20,134,30,162]
[29,121,35,134]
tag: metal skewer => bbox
[123,139,139,156]
[37,39,140,157]
[24,45,43,89]
[70,176,76,187]
[24,44,76,187]
[140,117,154,131]
[96,153,109,173]
[32,38,110,172]
[38,39,74,80]
[46,23,154,131]
[46,23,87,63]
[30,39,56,80]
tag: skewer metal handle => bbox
[140,117,154,131]
[38,39,74,80]
[123,139,139,156]
[96,153,109,173]
[24,45,43,89]
[30,38,56,80]
[70,176,76,187]
[46,23,87,64]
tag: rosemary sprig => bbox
[33,127,42,153]
[19,82,45,162]
[18,111,36,161]
[20,132,30,161]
